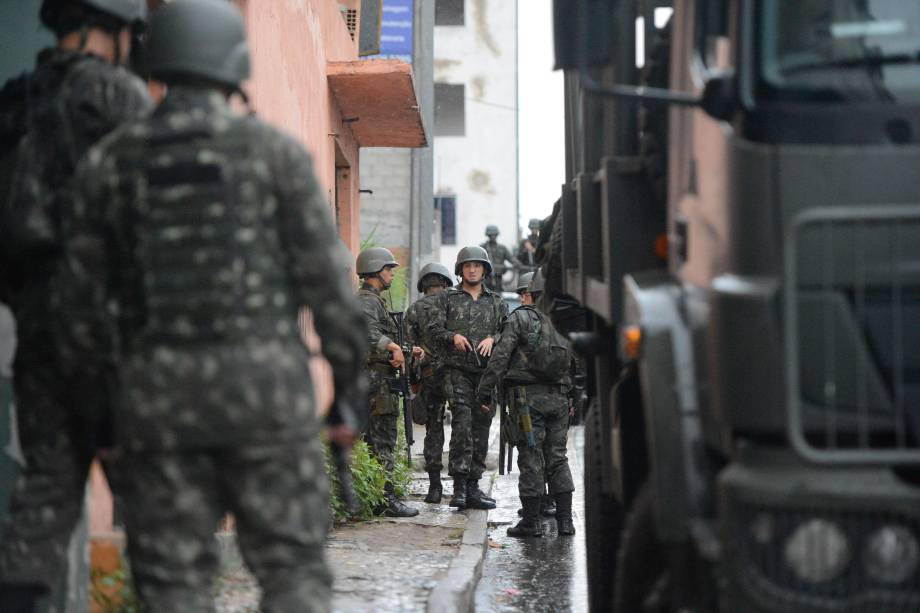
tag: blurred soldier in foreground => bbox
[405,262,454,503]
[477,269,575,537]
[480,225,521,292]
[428,246,507,510]
[0,0,150,608]
[517,218,542,276]
[64,1,367,610]
[356,247,420,518]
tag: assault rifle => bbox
[388,311,415,465]
[325,397,365,516]
[498,386,514,475]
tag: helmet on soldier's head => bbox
[484,225,500,237]
[356,247,399,276]
[528,218,542,231]
[146,0,251,88]
[416,262,453,292]
[516,272,534,293]
[454,245,493,276]
[41,0,147,36]
[528,268,545,296]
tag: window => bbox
[434,83,465,136]
[435,0,464,26]
[436,195,457,245]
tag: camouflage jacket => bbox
[405,292,442,368]
[357,282,397,366]
[480,240,521,275]
[66,86,368,449]
[517,235,539,271]
[427,284,508,373]
[476,305,570,403]
[0,48,151,308]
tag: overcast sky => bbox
[517,0,565,233]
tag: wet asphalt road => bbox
[474,426,588,612]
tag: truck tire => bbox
[613,482,668,613]
[584,398,623,613]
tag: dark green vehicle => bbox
[549,0,920,611]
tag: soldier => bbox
[405,262,454,503]
[480,224,521,292]
[63,1,368,610]
[355,247,420,518]
[428,246,508,509]
[0,0,151,608]
[477,268,576,537]
[517,218,542,276]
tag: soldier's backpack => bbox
[521,306,572,381]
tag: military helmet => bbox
[516,272,534,293]
[454,245,492,276]
[528,268,545,295]
[82,0,147,23]
[146,0,251,88]
[40,0,147,35]
[356,247,399,276]
[528,218,542,231]
[416,262,453,292]
[485,224,500,237]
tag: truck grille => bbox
[785,206,920,463]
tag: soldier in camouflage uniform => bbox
[517,218,542,276]
[405,262,454,503]
[356,247,420,518]
[480,225,521,292]
[477,268,576,537]
[428,246,508,510]
[0,1,150,608]
[63,1,368,610]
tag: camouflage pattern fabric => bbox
[479,240,521,291]
[65,86,367,611]
[446,369,495,479]
[517,234,539,276]
[508,384,574,498]
[0,48,151,590]
[405,293,448,472]
[121,438,331,612]
[357,284,400,474]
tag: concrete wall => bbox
[435,0,518,265]
[360,147,412,247]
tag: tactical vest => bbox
[123,114,299,345]
[358,286,398,365]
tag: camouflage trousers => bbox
[509,384,574,499]
[447,369,494,479]
[418,368,448,472]
[366,364,398,474]
[121,437,332,613]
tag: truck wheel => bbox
[613,482,668,613]
[584,398,623,613]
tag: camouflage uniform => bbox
[477,306,574,499]
[0,48,151,591]
[428,285,508,481]
[517,233,540,276]
[357,283,400,473]
[66,86,367,611]
[405,293,448,472]
[479,240,521,292]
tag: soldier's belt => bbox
[507,382,565,395]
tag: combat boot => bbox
[507,497,543,537]
[466,479,496,510]
[381,482,419,517]
[0,582,46,613]
[541,493,557,517]
[425,471,443,504]
[449,477,467,509]
[555,491,575,536]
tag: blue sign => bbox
[375,0,414,63]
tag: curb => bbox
[426,426,500,613]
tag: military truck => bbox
[547,1,920,611]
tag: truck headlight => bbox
[783,519,850,583]
[864,525,920,584]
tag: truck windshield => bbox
[758,0,920,102]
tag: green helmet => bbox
[146,0,251,88]
[356,247,398,276]
[528,218,542,231]
[454,245,492,276]
[516,272,534,293]
[485,224,500,237]
[83,0,147,23]
[528,268,545,295]
[416,262,453,291]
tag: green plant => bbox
[90,563,142,613]
[326,439,387,521]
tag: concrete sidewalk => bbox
[215,419,499,612]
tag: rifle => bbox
[326,398,365,516]
[498,385,514,475]
[517,387,536,448]
[389,311,415,465]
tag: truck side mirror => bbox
[552,0,616,70]
[700,71,737,122]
